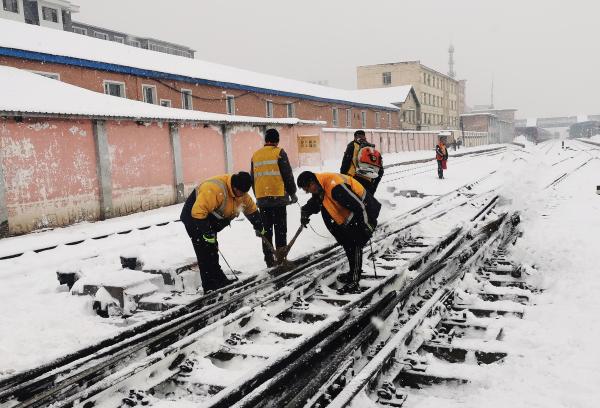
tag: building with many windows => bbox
[357,61,466,130]
[0,0,78,30]
[0,0,195,58]
[70,21,195,58]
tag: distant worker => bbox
[340,130,384,194]
[251,128,298,267]
[436,134,449,179]
[180,172,265,293]
[297,171,381,295]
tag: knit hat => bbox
[265,128,280,143]
[297,171,317,189]
[354,130,366,140]
[231,171,252,192]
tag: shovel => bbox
[261,225,304,274]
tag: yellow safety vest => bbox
[191,174,257,220]
[252,146,285,199]
[347,142,360,177]
[316,173,366,225]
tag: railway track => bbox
[0,145,508,262]
[0,172,500,408]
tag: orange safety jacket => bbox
[436,143,447,161]
[315,173,367,225]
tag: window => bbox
[332,108,339,127]
[265,100,273,118]
[382,72,391,85]
[160,99,172,107]
[2,0,19,13]
[181,89,193,110]
[94,31,109,40]
[103,81,125,98]
[142,85,157,104]
[346,109,352,127]
[226,95,235,115]
[361,111,367,128]
[113,36,124,44]
[42,6,58,22]
[375,112,380,128]
[387,112,392,128]
[129,40,141,48]
[286,102,295,118]
[73,27,87,35]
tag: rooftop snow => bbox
[0,66,324,125]
[347,86,414,105]
[0,19,399,111]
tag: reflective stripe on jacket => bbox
[316,173,366,225]
[251,146,284,199]
[191,174,257,220]
[436,143,447,161]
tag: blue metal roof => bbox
[0,47,397,112]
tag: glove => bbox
[255,227,267,238]
[202,233,217,244]
[300,211,311,228]
[289,194,298,204]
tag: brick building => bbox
[0,19,403,130]
[460,111,514,144]
[357,61,466,130]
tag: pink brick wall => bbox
[0,118,99,234]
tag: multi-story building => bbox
[460,108,517,143]
[71,21,195,58]
[0,0,194,58]
[0,0,78,30]
[357,61,466,131]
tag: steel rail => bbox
[0,172,499,408]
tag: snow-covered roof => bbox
[349,86,414,106]
[526,118,537,127]
[0,66,324,125]
[460,112,496,117]
[0,19,398,111]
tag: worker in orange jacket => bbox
[297,171,381,295]
[436,135,449,179]
[180,172,264,293]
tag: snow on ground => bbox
[407,139,600,408]
[2,140,599,408]
[0,145,506,377]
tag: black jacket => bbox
[301,182,381,229]
[340,140,384,189]
[251,148,297,208]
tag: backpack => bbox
[355,145,383,179]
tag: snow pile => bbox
[437,143,600,408]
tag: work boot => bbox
[336,282,361,295]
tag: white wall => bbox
[0,0,25,23]
[37,0,62,30]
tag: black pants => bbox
[437,160,444,179]
[354,175,376,195]
[181,194,232,292]
[322,211,371,283]
[259,206,288,266]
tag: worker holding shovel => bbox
[296,172,381,295]
[251,128,298,268]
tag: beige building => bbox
[357,61,466,131]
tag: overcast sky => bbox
[75,0,597,119]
